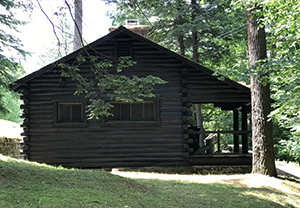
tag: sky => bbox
[15,0,114,75]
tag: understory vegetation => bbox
[0,155,299,208]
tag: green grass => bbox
[0,155,299,208]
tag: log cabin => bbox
[10,24,252,168]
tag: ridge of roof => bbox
[10,26,250,94]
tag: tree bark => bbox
[191,0,199,62]
[246,4,277,177]
[73,0,83,51]
[191,0,204,147]
[176,0,185,56]
[195,104,205,147]
[177,35,185,56]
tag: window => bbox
[58,102,83,123]
[108,102,156,121]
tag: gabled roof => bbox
[11,26,250,97]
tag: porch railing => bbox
[190,130,252,155]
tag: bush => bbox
[275,136,300,164]
[0,137,22,159]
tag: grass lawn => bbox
[0,154,299,208]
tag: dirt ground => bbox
[275,161,300,179]
[111,161,300,181]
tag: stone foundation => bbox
[116,165,252,175]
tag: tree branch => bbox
[64,0,85,50]
[36,0,61,57]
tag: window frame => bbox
[52,95,87,125]
[105,99,160,123]
[57,102,84,123]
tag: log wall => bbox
[18,31,251,168]
[20,33,191,168]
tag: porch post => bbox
[233,110,240,153]
[242,106,248,154]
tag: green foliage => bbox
[0,87,22,123]
[107,0,248,80]
[0,137,22,158]
[190,104,235,151]
[0,0,28,116]
[192,104,233,131]
[60,55,167,119]
[0,62,24,122]
[0,0,27,58]
[276,137,300,164]
[233,0,300,162]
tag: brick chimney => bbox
[109,19,149,38]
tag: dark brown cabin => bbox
[11,26,252,168]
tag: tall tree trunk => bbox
[191,0,199,62]
[73,0,82,51]
[176,0,185,56]
[246,4,277,177]
[195,104,204,147]
[178,35,185,56]
[191,0,204,147]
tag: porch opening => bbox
[187,103,251,155]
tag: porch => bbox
[187,130,252,166]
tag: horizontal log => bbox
[182,106,189,112]
[28,156,186,164]
[23,136,30,142]
[27,137,183,144]
[183,134,189,140]
[25,128,182,136]
[186,97,250,103]
[161,107,182,112]
[182,143,189,149]
[49,160,189,168]
[188,92,250,98]
[27,135,183,143]
[28,143,184,150]
[189,154,252,166]
[29,147,184,155]
[28,152,185,159]
[23,145,29,151]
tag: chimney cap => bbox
[108,19,149,38]
[125,19,139,26]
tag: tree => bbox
[262,0,300,163]
[59,55,167,119]
[0,86,23,123]
[0,0,27,117]
[235,0,300,164]
[108,0,249,149]
[245,3,277,176]
[106,0,248,80]
[38,7,74,66]
[73,0,82,51]
[52,1,167,119]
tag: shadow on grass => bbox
[135,177,298,208]
[278,175,300,184]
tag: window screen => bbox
[58,102,83,123]
[108,102,155,121]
